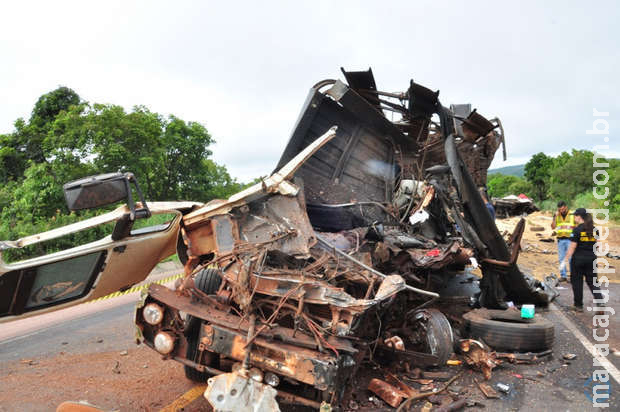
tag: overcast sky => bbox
[1,1,618,182]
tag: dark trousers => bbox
[570,258,603,307]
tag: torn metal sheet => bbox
[404,242,470,269]
[183,126,338,228]
[459,339,500,380]
[367,378,408,408]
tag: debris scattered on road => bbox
[434,397,468,412]
[422,371,453,381]
[496,382,511,394]
[466,399,485,407]
[119,350,128,356]
[368,378,408,408]
[20,359,38,366]
[563,353,577,360]
[397,371,464,411]
[475,379,499,398]
[410,378,434,385]
[112,361,121,374]
[459,339,500,380]
[496,349,551,364]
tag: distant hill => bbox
[488,164,525,177]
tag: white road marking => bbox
[550,303,620,384]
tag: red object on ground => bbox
[426,249,441,257]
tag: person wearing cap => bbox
[560,208,604,312]
[551,201,575,282]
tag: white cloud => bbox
[1,1,618,182]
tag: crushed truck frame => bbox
[1,68,557,410]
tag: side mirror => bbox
[63,172,150,220]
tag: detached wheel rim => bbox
[412,308,454,365]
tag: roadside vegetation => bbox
[0,87,246,260]
[488,151,619,221]
[2,87,617,259]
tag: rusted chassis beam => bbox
[137,284,357,396]
[163,357,322,409]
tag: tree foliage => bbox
[548,150,598,202]
[0,87,245,253]
[489,150,619,220]
[524,152,552,201]
[487,174,532,198]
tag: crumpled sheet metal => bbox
[223,261,407,312]
[237,194,316,258]
[459,339,500,380]
[183,127,338,228]
[404,241,470,269]
[367,378,408,408]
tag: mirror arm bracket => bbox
[124,172,151,221]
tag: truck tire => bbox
[463,308,554,352]
[184,268,222,382]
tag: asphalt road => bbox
[0,300,137,363]
[1,281,619,411]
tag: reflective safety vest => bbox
[555,212,575,238]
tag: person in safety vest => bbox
[560,208,604,312]
[551,201,575,282]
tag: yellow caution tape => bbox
[89,272,183,303]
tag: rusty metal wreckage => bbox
[131,68,557,410]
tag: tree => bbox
[548,150,598,202]
[0,131,27,183]
[157,115,215,200]
[508,179,533,196]
[0,87,82,183]
[0,87,246,257]
[524,152,553,202]
[487,173,529,198]
[31,87,80,127]
[45,103,242,202]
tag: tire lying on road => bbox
[184,268,222,382]
[463,308,554,352]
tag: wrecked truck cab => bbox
[134,72,517,409]
[135,127,448,407]
[2,69,558,410]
